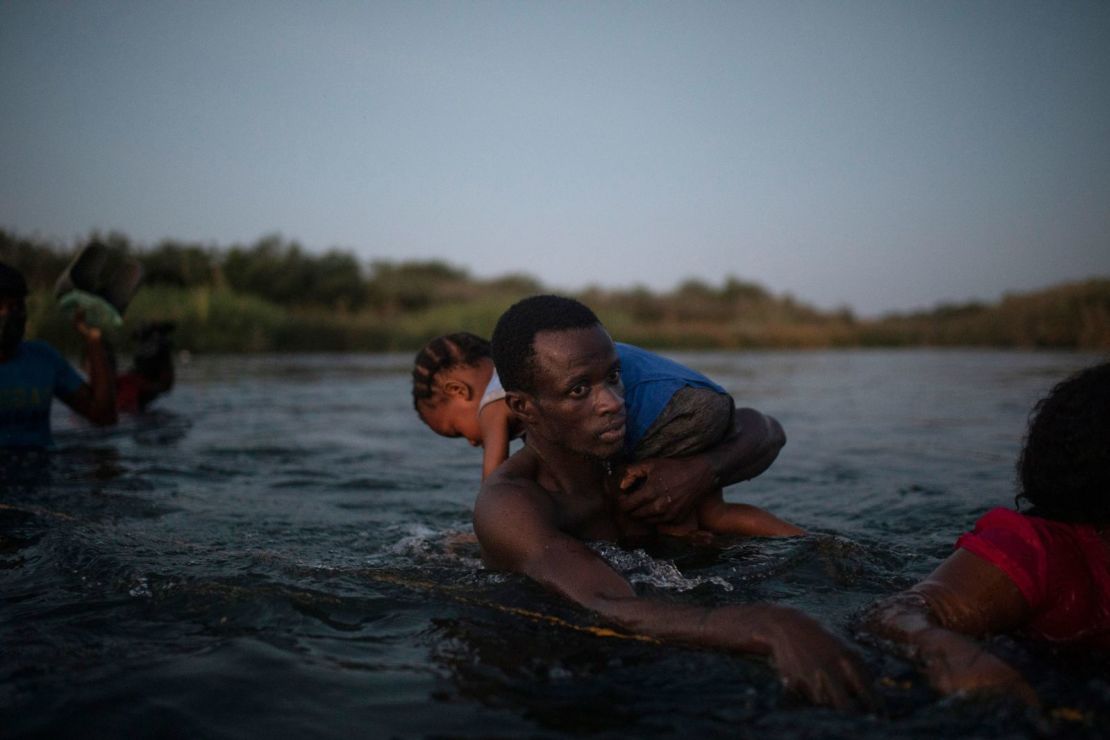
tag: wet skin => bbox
[474,325,876,710]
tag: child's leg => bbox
[697,489,807,537]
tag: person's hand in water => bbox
[915,628,1039,705]
[758,607,878,710]
[863,559,1040,707]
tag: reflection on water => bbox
[1,350,1107,738]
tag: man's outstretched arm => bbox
[474,480,873,710]
[617,408,786,524]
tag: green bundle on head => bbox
[54,242,143,328]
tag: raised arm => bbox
[58,311,117,426]
[617,408,786,524]
[862,548,1037,704]
[478,402,513,480]
[474,479,873,709]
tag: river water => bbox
[1,349,1106,739]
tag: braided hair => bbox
[411,332,491,410]
[1016,361,1110,523]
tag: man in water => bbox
[473,295,874,709]
[0,261,117,447]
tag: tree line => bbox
[2,228,1107,353]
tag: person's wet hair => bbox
[1017,361,1110,523]
[490,295,601,395]
[411,332,491,410]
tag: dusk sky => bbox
[2,1,1107,316]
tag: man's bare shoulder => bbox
[473,447,561,570]
[476,446,551,513]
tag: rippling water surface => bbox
[2,350,1107,738]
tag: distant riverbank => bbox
[4,229,1108,354]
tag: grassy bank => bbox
[25,278,1110,357]
[5,229,1108,354]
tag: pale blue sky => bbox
[2,1,1107,315]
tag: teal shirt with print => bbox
[0,340,84,448]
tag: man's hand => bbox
[615,408,787,525]
[762,609,878,710]
[615,455,715,524]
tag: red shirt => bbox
[957,507,1110,647]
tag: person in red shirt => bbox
[865,361,1110,704]
[88,322,176,414]
[114,321,175,413]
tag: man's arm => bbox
[862,549,1037,704]
[617,408,786,524]
[58,313,117,426]
[474,475,874,709]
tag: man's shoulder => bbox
[475,450,554,518]
[473,449,563,569]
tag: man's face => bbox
[520,324,626,459]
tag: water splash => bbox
[589,542,733,593]
[380,523,484,571]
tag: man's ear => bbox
[505,391,535,423]
[442,378,472,400]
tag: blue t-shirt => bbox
[617,343,725,452]
[0,340,85,448]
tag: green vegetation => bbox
[2,228,1107,354]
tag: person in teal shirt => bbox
[0,261,117,448]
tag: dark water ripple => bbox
[2,350,1108,738]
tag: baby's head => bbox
[1017,361,1110,524]
[412,332,494,446]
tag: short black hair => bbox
[0,261,28,298]
[1017,361,1110,523]
[491,295,601,394]
[411,332,491,409]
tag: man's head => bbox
[492,295,625,459]
[491,295,603,394]
[0,262,29,359]
[1017,361,1110,524]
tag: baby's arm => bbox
[696,491,806,537]
[479,401,513,479]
